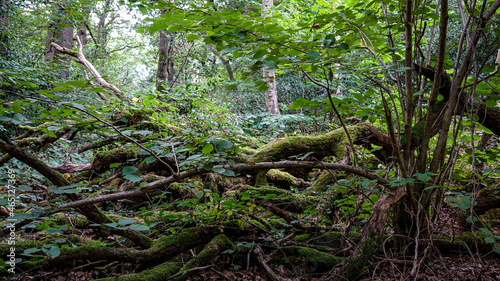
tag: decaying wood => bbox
[50,37,126,100]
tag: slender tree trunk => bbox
[45,4,74,80]
[208,46,234,81]
[76,7,89,50]
[156,30,174,93]
[93,0,113,66]
[262,0,280,114]
[0,0,9,58]
[96,0,112,45]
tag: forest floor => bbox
[11,205,500,281]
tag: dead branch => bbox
[50,37,126,100]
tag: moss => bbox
[411,120,425,141]
[168,182,197,198]
[292,232,346,248]
[269,246,343,273]
[144,173,160,182]
[140,211,191,225]
[248,125,364,162]
[0,240,45,257]
[480,208,500,227]
[294,234,312,243]
[196,234,236,265]
[254,170,268,186]
[343,231,380,279]
[106,178,124,190]
[266,169,304,189]
[94,148,137,162]
[95,262,180,281]
[433,231,492,253]
[219,176,248,188]
[19,122,55,131]
[296,246,343,266]
[150,231,196,252]
[53,213,89,228]
[240,147,258,155]
[307,170,345,193]
[314,232,345,248]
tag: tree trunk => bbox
[45,4,74,80]
[262,0,280,114]
[0,0,9,58]
[156,29,174,93]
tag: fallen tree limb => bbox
[56,161,391,211]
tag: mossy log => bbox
[95,262,180,281]
[268,246,343,273]
[52,147,138,173]
[172,234,237,281]
[475,184,500,216]
[266,169,305,189]
[43,221,253,270]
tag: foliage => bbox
[1,0,500,279]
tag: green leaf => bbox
[212,167,225,173]
[129,224,149,231]
[110,163,121,168]
[45,246,60,258]
[485,99,496,107]
[202,143,214,155]
[222,169,235,177]
[413,172,435,181]
[458,199,470,210]
[23,248,41,255]
[253,49,268,59]
[124,174,142,183]
[298,152,314,160]
[118,219,136,226]
[12,100,21,113]
[423,185,439,190]
[220,47,238,56]
[46,228,62,234]
[480,228,493,236]
[339,43,349,50]
[306,50,320,62]
[122,166,138,175]
[289,98,320,110]
[484,237,494,244]
[186,34,198,41]
[219,141,233,150]
[17,81,38,88]
[261,194,276,200]
[324,34,336,46]
[197,190,204,199]
[0,105,4,116]
[65,80,88,87]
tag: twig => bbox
[302,71,359,167]
[37,260,107,280]
[168,40,197,92]
[165,265,213,280]
[254,245,280,281]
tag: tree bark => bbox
[0,0,9,58]
[262,0,280,114]
[45,4,74,80]
[156,29,174,93]
[209,46,234,81]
